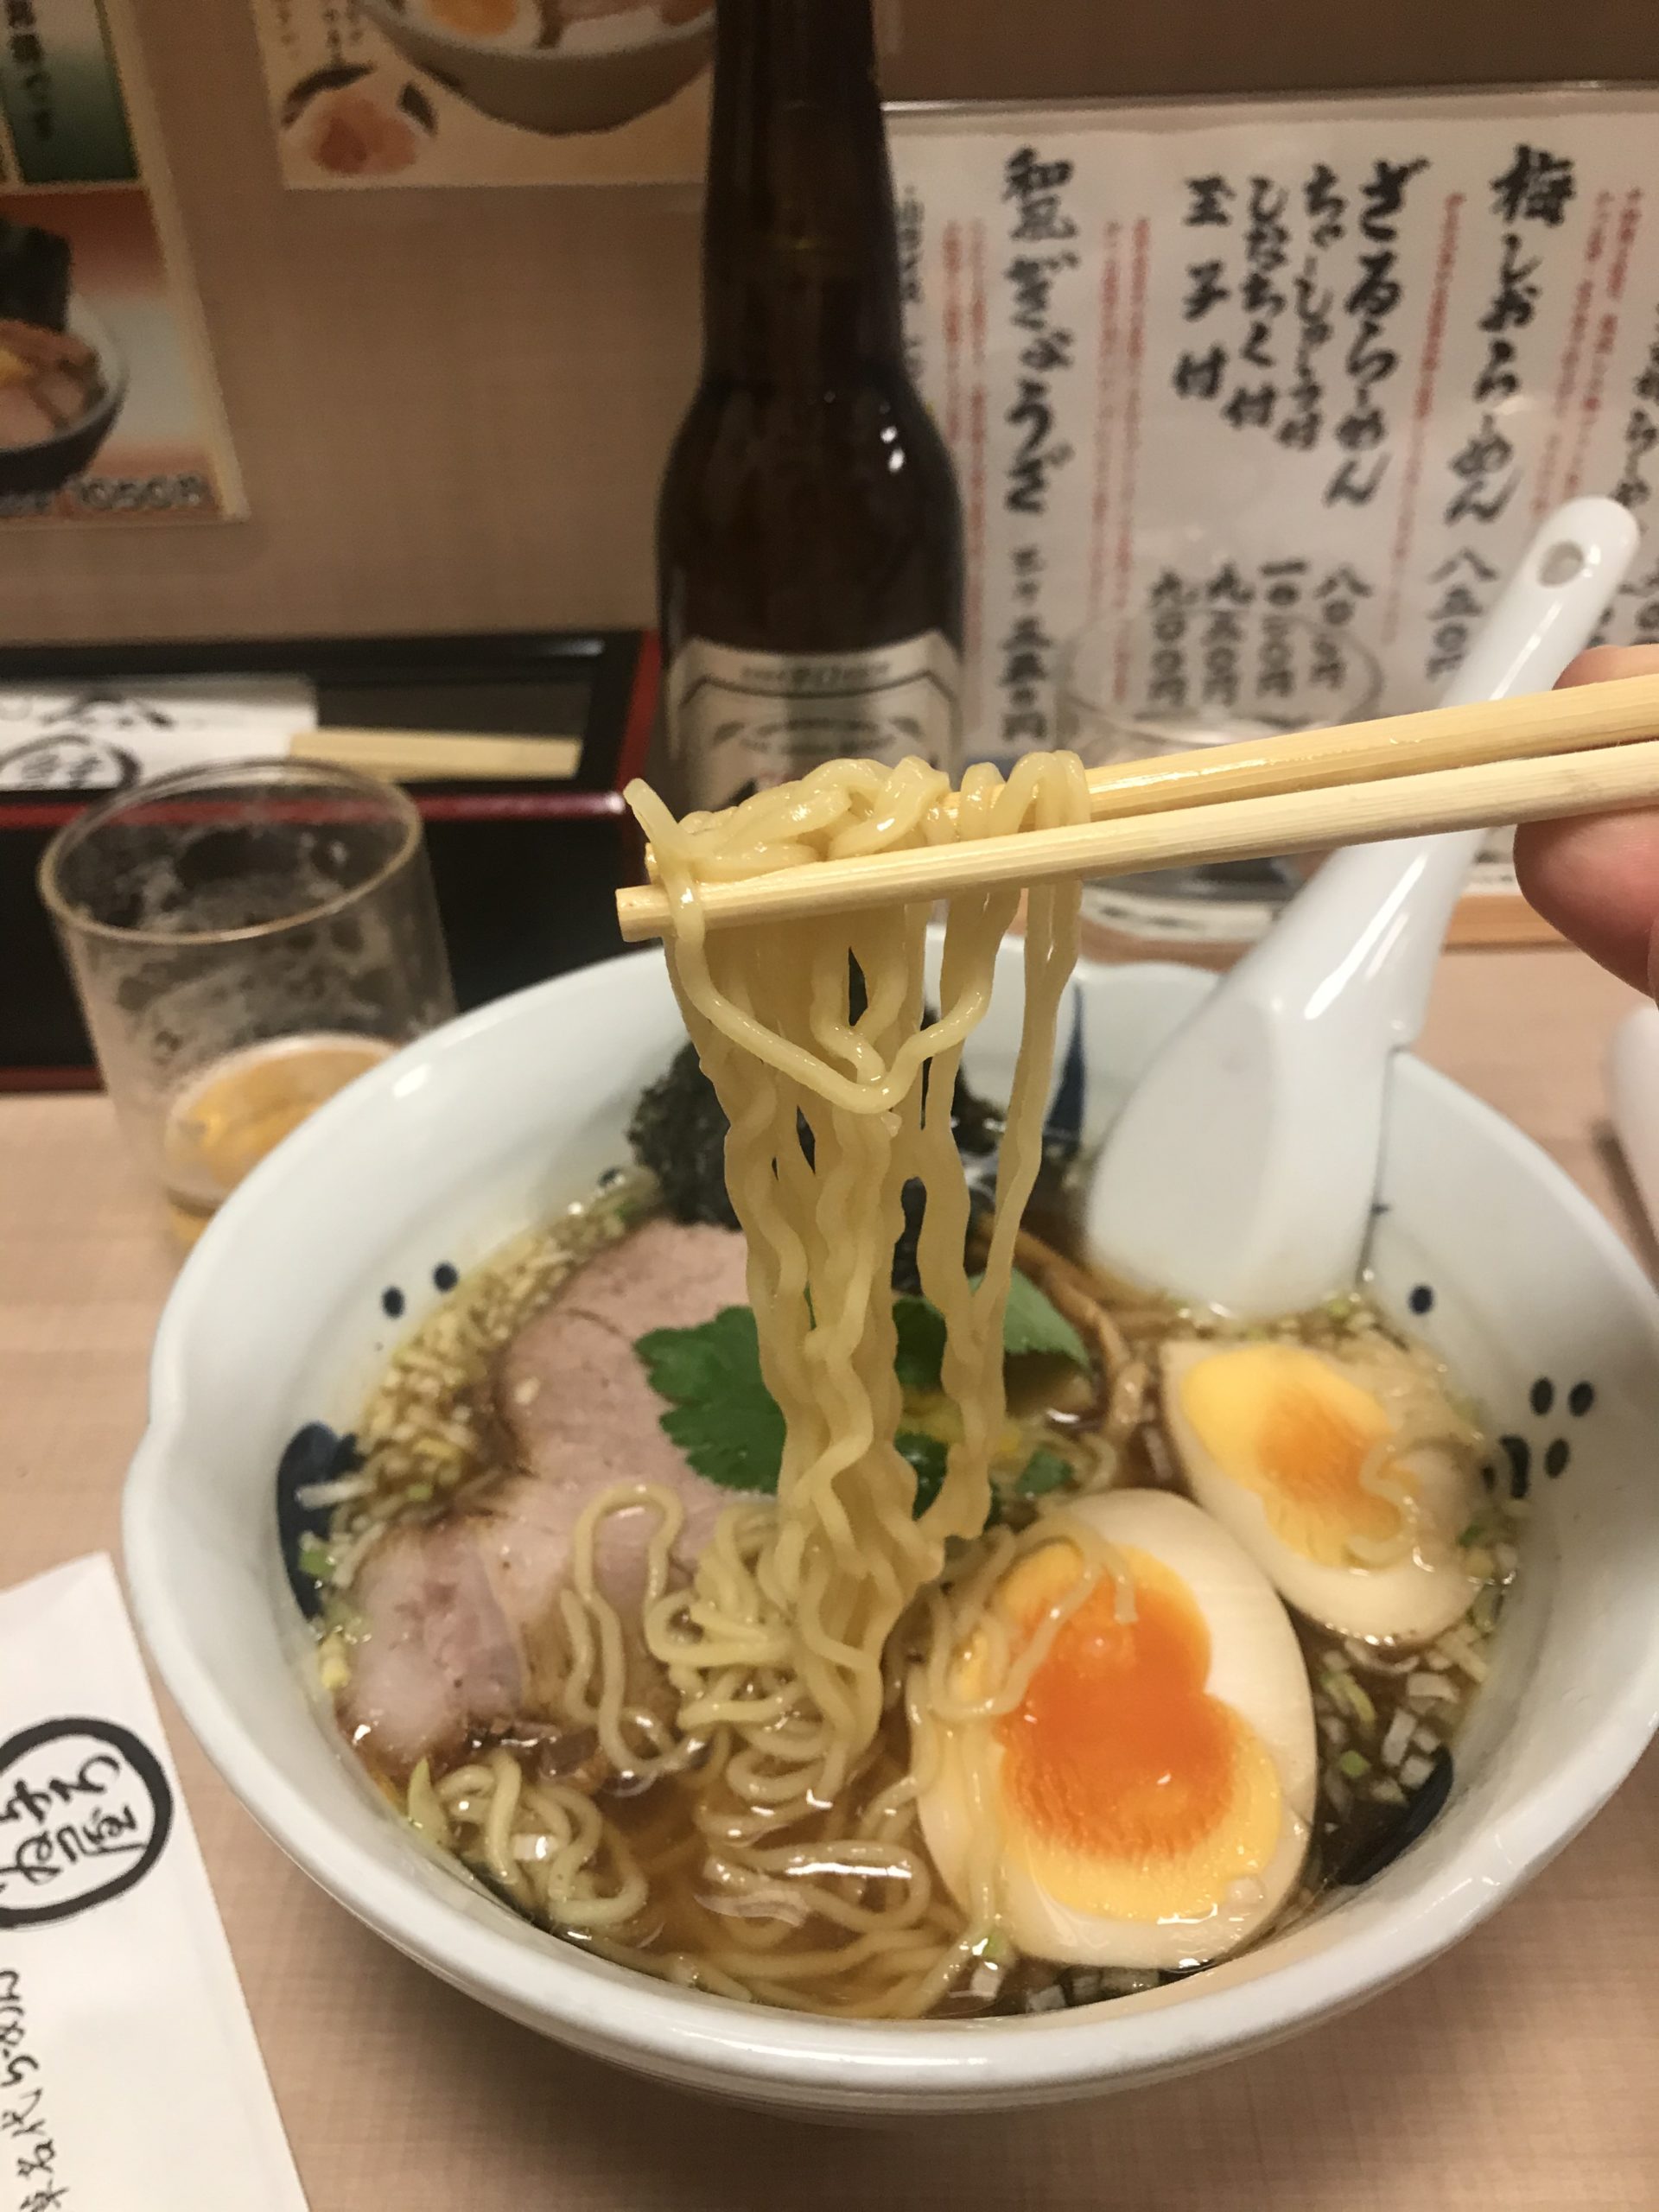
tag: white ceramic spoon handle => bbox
[1262,496,1641,1052]
[1085,496,1641,1316]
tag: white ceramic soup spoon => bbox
[1083,495,1641,1318]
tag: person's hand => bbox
[1513,645,1659,994]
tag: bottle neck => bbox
[699,0,906,390]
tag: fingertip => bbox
[1510,814,1575,922]
[1556,645,1659,690]
[1513,810,1659,991]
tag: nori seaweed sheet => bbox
[627,1041,741,1232]
[627,1032,1001,1290]
[0,221,70,332]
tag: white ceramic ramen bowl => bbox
[0,298,127,499]
[360,0,712,137]
[124,945,1659,2118]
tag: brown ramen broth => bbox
[302,1151,1522,2022]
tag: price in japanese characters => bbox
[893,91,1659,756]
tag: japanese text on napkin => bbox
[0,1554,308,2211]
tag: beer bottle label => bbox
[665,632,961,812]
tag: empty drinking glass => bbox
[40,759,454,1242]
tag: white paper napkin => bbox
[0,1554,308,2210]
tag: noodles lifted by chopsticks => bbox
[596,751,1112,2008]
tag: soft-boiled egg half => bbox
[406,0,545,48]
[1162,1338,1482,1645]
[917,1489,1315,1971]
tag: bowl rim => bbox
[359,0,714,65]
[123,951,1659,2101]
[0,295,127,462]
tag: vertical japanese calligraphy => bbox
[1424,546,1501,681]
[1325,158,1427,509]
[893,92,1659,756]
[1170,153,1428,509]
[896,185,925,388]
[1003,147,1078,515]
[1612,308,1659,515]
[1443,144,1575,531]
[998,146,1079,749]
[0,1967,67,2212]
[1279,165,1343,453]
[1139,557,1378,720]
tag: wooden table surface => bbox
[5,945,1658,2212]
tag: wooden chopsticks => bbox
[614,675,1659,944]
[291,728,582,780]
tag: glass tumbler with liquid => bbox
[39,759,454,1242]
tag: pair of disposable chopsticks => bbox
[288,728,582,781]
[614,673,1659,943]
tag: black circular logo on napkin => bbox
[0,733,140,791]
[0,1718,174,1928]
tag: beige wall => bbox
[887,0,1655,101]
[2,0,1653,648]
[1,0,704,646]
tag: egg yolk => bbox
[984,1544,1284,1923]
[430,0,528,31]
[1179,1344,1414,1567]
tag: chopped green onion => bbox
[1338,1748,1370,1780]
[1325,1671,1376,1727]
[406,1757,454,1850]
[1381,1707,1417,1770]
[315,1630,351,1694]
[1406,1671,1458,1704]
[296,1532,334,1582]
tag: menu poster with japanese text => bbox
[890,91,1659,766]
[0,0,242,524]
[249,0,709,188]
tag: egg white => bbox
[407,0,545,49]
[1161,1338,1481,1645]
[917,1488,1316,1971]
